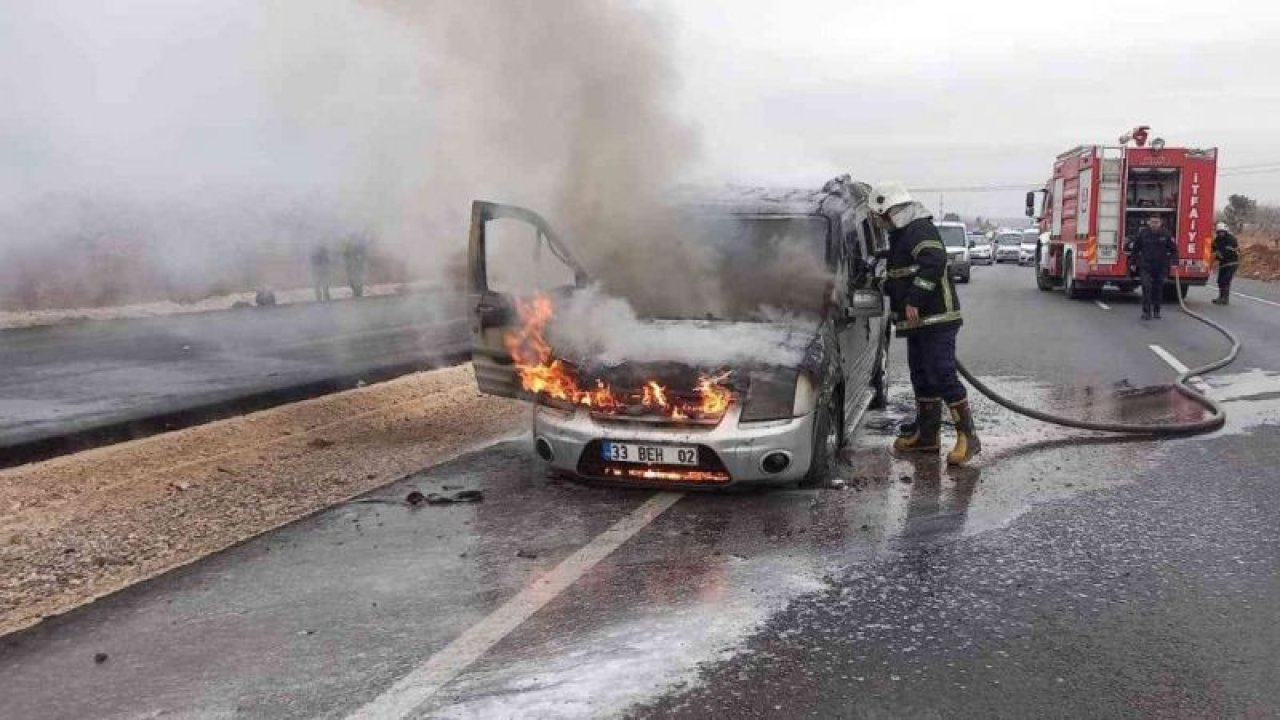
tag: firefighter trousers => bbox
[1218,265,1237,299]
[1140,268,1168,316]
[906,324,966,405]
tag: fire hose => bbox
[955,272,1241,435]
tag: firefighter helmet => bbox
[869,182,912,215]
[1216,222,1228,231]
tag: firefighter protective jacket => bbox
[1212,230,1240,268]
[1130,226,1177,274]
[882,215,962,337]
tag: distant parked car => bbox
[937,221,971,283]
[994,231,1022,263]
[1019,229,1039,266]
[968,231,993,265]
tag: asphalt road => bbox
[0,291,469,465]
[3,265,1279,719]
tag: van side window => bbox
[848,219,874,287]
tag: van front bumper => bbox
[531,404,816,487]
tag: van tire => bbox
[870,333,889,410]
[800,394,840,488]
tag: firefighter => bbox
[870,182,979,466]
[1211,222,1240,305]
[1130,214,1177,320]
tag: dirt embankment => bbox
[1238,235,1280,282]
[0,365,525,637]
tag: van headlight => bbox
[740,369,796,422]
[739,369,816,422]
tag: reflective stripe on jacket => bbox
[882,216,962,337]
[1213,231,1240,268]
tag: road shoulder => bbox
[0,364,524,637]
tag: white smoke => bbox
[0,0,701,310]
[547,286,819,369]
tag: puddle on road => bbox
[424,370,1280,720]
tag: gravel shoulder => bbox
[0,364,524,637]
[0,281,441,330]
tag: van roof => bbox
[673,178,869,217]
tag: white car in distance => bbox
[993,230,1023,264]
[1019,229,1039,266]
[968,231,992,265]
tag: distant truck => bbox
[1026,126,1217,300]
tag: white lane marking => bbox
[1209,284,1280,308]
[1149,344,1211,393]
[1094,299,1112,311]
[348,491,685,719]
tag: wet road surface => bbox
[2,265,1278,718]
[0,291,468,464]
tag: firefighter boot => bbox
[896,399,928,438]
[946,400,982,466]
[893,399,941,453]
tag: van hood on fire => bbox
[549,317,820,370]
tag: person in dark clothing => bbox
[871,182,979,466]
[1127,214,1177,320]
[1211,222,1240,305]
[310,244,332,302]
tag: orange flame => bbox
[696,371,734,416]
[642,381,670,411]
[603,467,730,484]
[505,293,736,421]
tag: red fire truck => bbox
[1026,126,1218,300]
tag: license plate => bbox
[602,441,698,466]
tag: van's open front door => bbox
[468,200,587,398]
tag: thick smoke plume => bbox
[0,0,700,311]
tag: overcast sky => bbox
[3,0,1279,233]
[665,0,1280,218]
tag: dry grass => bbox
[0,364,525,637]
[1238,234,1280,282]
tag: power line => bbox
[908,183,1039,193]
[1220,160,1280,172]
[1221,166,1280,178]
[907,160,1280,193]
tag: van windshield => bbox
[997,234,1022,246]
[939,226,967,247]
[602,214,835,323]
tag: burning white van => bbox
[468,177,890,487]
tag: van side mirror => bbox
[1025,191,1036,218]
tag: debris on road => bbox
[94,652,109,664]
[307,438,335,449]
[405,490,427,506]
[425,489,484,505]
[515,549,538,560]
